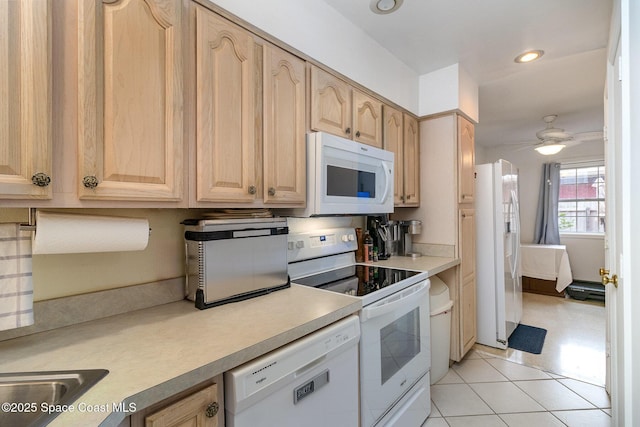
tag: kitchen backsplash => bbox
[0,209,366,303]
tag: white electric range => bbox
[288,227,432,427]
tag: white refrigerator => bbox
[476,159,523,349]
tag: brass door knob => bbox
[599,268,618,288]
[602,274,618,287]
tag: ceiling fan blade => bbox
[572,131,604,142]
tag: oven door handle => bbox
[360,281,429,322]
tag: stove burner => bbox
[294,264,420,298]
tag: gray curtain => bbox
[534,162,561,244]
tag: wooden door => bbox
[403,114,420,206]
[262,44,306,205]
[145,383,220,427]
[383,106,404,205]
[0,0,52,199]
[195,6,256,202]
[353,89,382,147]
[78,0,183,201]
[457,115,475,204]
[310,65,352,139]
[459,207,476,354]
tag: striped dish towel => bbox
[0,223,34,331]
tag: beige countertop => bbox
[0,285,361,427]
[363,255,460,276]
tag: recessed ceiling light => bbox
[514,50,544,63]
[370,0,404,14]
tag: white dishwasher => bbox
[224,315,360,427]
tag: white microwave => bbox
[292,132,394,216]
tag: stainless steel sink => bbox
[0,369,108,426]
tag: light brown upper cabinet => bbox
[310,65,383,148]
[310,65,352,139]
[0,0,52,199]
[352,89,383,148]
[194,5,256,203]
[458,115,475,203]
[192,5,305,206]
[77,0,184,201]
[263,44,306,204]
[383,107,419,206]
[402,113,420,206]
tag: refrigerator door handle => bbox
[510,190,520,279]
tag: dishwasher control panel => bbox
[224,315,360,410]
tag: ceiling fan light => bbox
[535,143,565,155]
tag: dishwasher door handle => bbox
[293,369,330,404]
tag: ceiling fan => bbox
[532,114,603,155]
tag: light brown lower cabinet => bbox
[130,377,223,427]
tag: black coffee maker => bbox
[366,215,393,260]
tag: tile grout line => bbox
[432,356,610,426]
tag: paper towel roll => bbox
[33,212,149,254]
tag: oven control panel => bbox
[287,227,357,263]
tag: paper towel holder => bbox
[18,208,152,235]
[18,208,37,232]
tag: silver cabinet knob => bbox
[268,187,276,196]
[248,185,256,195]
[32,173,51,187]
[345,127,351,134]
[205,401,219,418]
[83,175,99,189]
[355,130,361,137]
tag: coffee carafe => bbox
[398,220,422,258]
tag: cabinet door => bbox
[402,114,420,206]
[458,115,475,204]
[459,208,476,355]
[352,89,382,147]
[78,0,183,201]
[263,44,305,204]
[145,383,221,427]
[383,106,404,205]
[195,6,256,202]
[310,65,352,139]
[0,0,52,199]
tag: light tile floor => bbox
[474,292,606,386]
[426,351,611,426]
[425,292,610,426]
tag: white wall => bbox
[206,0,420,113]
[418,64,479,121]
[480,140,605,282]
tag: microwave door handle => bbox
[361,281,429,322]
[380,161,392,202]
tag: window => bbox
[558,164,605,233]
